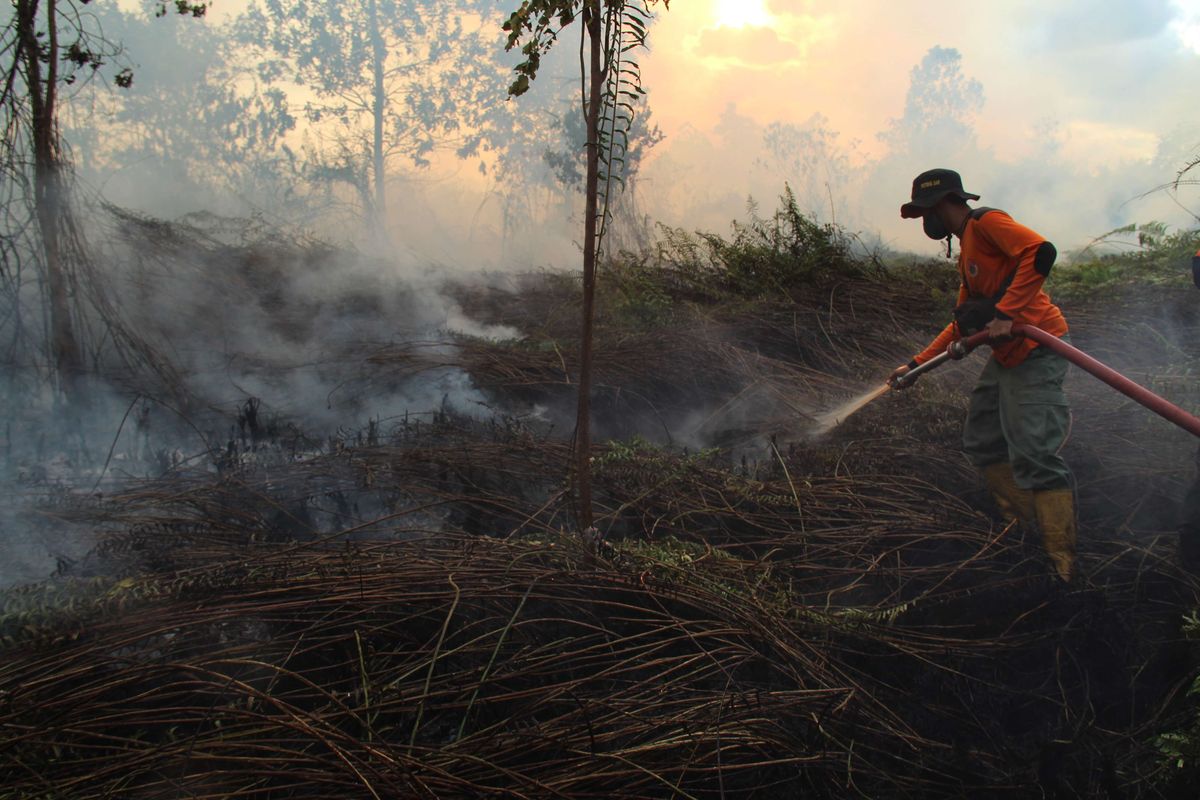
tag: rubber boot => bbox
[1034,488,1076,583]
[982,462,1036,525]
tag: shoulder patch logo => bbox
[968,262,979,278]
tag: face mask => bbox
[923,213,948,240]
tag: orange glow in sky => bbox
[710,0,773,29]
[106,0,1200,254]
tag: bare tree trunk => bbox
[17,0,82,396]
[367,0,388,240]
[575,0,604,531]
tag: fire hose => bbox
[890,322,1200,439]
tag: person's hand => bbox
[888,364,914,389]
[986,318,1013,340]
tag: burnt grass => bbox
[1,235,1199,798]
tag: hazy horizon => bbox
[76,0,1200,270]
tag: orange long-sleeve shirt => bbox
[913,209,1068,368]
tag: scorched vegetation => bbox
[1,192,1199,798]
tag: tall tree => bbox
[66,3,298,217]
[504,0,669,531]
[1,0,206,397]
[880,45,983,157]
[13,0,81,390]
[764,114,859,223]
[238,0,508,241]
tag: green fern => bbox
[593,1,655,258]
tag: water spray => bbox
[889,324,1200,438]
[811,383,892,435]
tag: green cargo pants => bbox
[962,344,1072,490]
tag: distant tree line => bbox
[0,0,665,403]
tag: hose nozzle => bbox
[889,331,990,391]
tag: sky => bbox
[644,0,1199,165]
[112,0,1200,262]
[625,0,1200,254]
[198,0,1200,142]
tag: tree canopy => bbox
[237,0,510,237]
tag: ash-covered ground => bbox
[1,211,1198,798]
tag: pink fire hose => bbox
[891,323,1200,438]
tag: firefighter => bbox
[1183,248,1200,570]
[890,168,1076,582]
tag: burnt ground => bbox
[0,237,1198,798]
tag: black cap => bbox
[900,168,980,218]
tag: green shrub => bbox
[601,254,678,328]
[650,184,864,298]
[1051,223,1199,296]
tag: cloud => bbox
[1171,0,1200,54]
[695,25,803,68]
[1038,0,1175,48]
[1055,120,1161,169]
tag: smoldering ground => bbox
[0,206,530,588]
[95,207,520,422]
[5,197,1197,593]
[2,244,1199,797]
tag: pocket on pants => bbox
[1011,389,1071,460]
[1017,388,1068,407]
